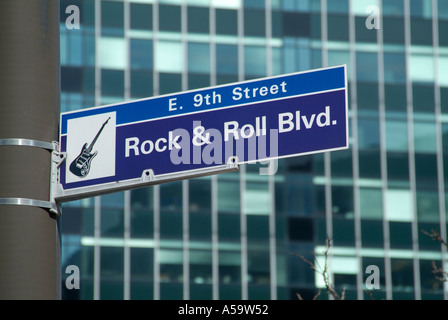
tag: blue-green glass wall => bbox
[60,0,448,300]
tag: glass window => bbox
[328,0,348,14]
[416,190,439,222]
[188,6,209,33]
[217,178,240,214]
[384,53,406,84]
[100,246,124,300]
[385,84,407,111]
[189,74,210,90]
[248,250,270,289]
[387,152,410,182]
[411,18,433,46]
[327,14,349,42]
[359,150,381,179]
[410,54,434,84]
[410,0,432,18]
[130,3,153,30]
[156,41,182,73]
[358,118,380,150]
[244,8,265,37]
[442,88,448,115]
[100,37,126,70]
[386,189,413,222]
[216,44,238,75]
[359,188,383,220]
[159,5,181,32]
[102,1,124,31]
[383,0,404,16]
[190,212,212,240]
[332,186,354,218]
[247,215,269,241]
[438,56,448,87]
[244,46,266,78]
[389,222,413,249]
[216,9,238,35]
[131,39,153,70]
[281,12,311,37]
[332,219,355,245]
[331,149,353,177]
[414,121,437,153]
[439,21,448,47]
[245,181,270,215]
[189,178,211,213]
[357,83,379,109]
[350,0,379,16]
[413,84,435,112]
[361,220,384,247]
[386,120,408,152]
[188,42,210,74]
[101,69,124,97]
[131,70,153,98]
[160,73,182,95]
[415,153,438,186]
[101,208,124,238]
[383,18,405,44]
[131,248,154,300]
[391,258,414,291]
[288,217,314,241]
[356,52,378,83]
[355,16,377,43]
[439,0,448,19]
[218,213,240,240]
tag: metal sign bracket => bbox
[0,139,62,216]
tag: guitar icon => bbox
[69,117,111,178]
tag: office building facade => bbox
[60,0,448,300]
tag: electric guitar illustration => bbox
[69,117,111,178]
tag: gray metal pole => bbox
[0,0,61,299]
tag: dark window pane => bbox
[101,69,124,96]
[332,186,354,218]
[244,8,265,37]
[288,217,314,241]
[61,67,83,92]
[361,220,384,247]
[411,18,433,45]
[159,73,182,95]
[439,21,448,47]
[188,6,209,33]
[387,153,410,181]
[216,9,237,35]
[130,3,152,30]
[355,16,377,42]
[131,39,153,70]
[359,150,381,179]
[385,84,407,111]
[327,14,349,41]
[131,71,153,98]
[389,222,412,249]
[102,1,123,30]
[413,84,435,112]
[282,12,310,37]
[383,18,405,44]
[357,83,379,109]
[159,5,181,32]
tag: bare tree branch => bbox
[421,229,448,283]
[293,238,345,300]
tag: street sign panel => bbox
[56,65,348,202]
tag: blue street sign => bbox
[57,65,348,201]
